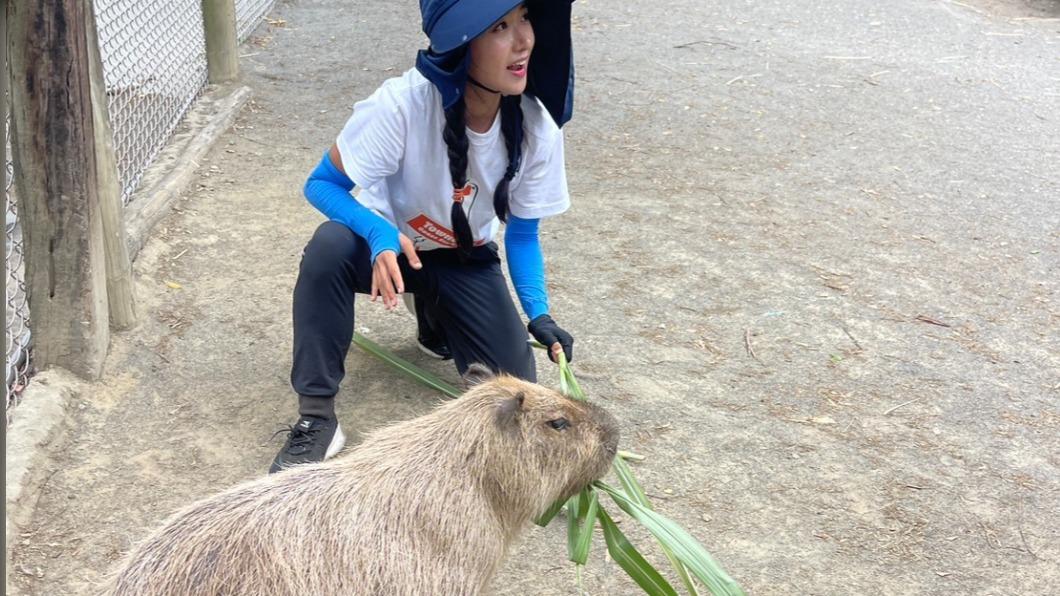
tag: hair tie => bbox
[452,183,473,203]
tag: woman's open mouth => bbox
[507,61,527,77]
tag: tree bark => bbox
[8,0,109,379]
[2,0,6,206]
[3,0,9,390]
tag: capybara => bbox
[98,364,620,595]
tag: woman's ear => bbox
[462,362,496,389]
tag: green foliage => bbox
[354,333,745,595]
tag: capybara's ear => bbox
[494,391,525,428]
[463,363,496,388]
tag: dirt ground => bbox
[10,0,1059,594]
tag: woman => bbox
[271,0,577,473]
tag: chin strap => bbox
[468,75,501,94]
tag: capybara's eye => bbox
[548,418,570,431]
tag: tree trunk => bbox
[8,0,110,379]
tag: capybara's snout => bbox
[588,402,620,459]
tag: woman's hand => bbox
[528,314,574,364]
[371,233,422,309]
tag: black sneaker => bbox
[268,416,346,474]
[403,294,452,360]
[417,332,452,360]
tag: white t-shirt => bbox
[335,68,570,251]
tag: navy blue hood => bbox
[415,0,575,127]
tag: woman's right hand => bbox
[371,233,422,309]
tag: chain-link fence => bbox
[93,0,211,205]
[5,1,279,421]
[6,107,32,424]
[91,0,278,206]
[236,0,278,42]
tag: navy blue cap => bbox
[421,0,522,53]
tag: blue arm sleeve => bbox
[504,215,549,321]
[303,152,400,262]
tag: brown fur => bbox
[98,367,619,595]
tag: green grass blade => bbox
[595,483,746,596]
[613,458,700,595]
[598,507,679,596]
[566,490,585,562]
[558,353,587,401]
[529,342,587,401]
[617,450,646,461]
[535,496,566,527]
[566,488,601,565]
[651,530,702,596]
[559,363,573,398]
[614,455,652,506]
[564,366,587,401]
[352,333,462,399]
[570,489,600,565]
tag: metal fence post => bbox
[86,0,136,329]
[202,0,239,83]
[8,0,110,379]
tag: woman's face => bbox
[468,3,535,96]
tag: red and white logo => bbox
[407,213,487,249]
[408,214,458,248]
[408,182,484,249]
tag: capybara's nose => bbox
[603,425,620,456]
[588,403,620,455]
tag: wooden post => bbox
[201,0,239,83]
[85,1,136,329]
[2,9,11,595]
[8,0,110,380]
[2,3,7,351]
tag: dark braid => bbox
[441,94,525,255]
[494,95,524,223]
[443,98,474,255]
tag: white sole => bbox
[417,342,448,360]
[324,424,346,460]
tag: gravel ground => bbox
[10,0,1059,594]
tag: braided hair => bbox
[443,94,524,256]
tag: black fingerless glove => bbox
[528,314,574,363]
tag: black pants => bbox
[291,221,536,400]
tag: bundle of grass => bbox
[354,334,745,596]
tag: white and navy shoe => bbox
[268,416,345,474]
